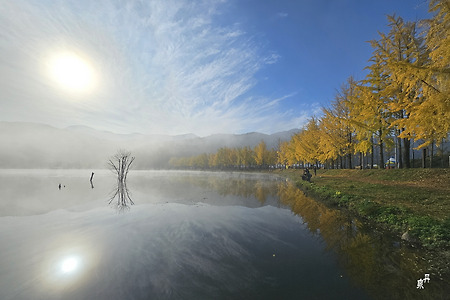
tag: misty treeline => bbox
[169,141,278,169]
[281,1,449,169]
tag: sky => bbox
[0,0,431,136]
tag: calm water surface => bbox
[0,170,448,299]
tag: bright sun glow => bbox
[49,53,96,92]
[60,256,80,274]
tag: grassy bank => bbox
[276,168,450,249]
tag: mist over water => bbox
[0,170,447,299]
[0,122,298,169]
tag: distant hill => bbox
[0,122,299,169]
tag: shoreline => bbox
[274,168,450,250]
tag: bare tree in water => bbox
[108,150,135,184]
[108,150,135,212]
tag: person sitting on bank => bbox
[302,168,312,182]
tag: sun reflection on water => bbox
[44,244,97,289]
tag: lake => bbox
[0,170,447,299]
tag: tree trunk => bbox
[429,142,434,168]
[403,137,411,168]
[348,153,353,169]
[360,152,363,169]
[371,136,374,169]
[348,129,353,169]
[398,132,403,168]
[422,148,427,168]
[379,131,384,169]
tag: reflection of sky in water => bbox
[0,170,282,216]
[0,170,370,299]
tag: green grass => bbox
[277,168,450,249]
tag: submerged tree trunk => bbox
[108,150,135,184]
[108,150,135,212]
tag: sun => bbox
[49,53,96,93]
[60,256,80,274]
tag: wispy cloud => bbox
[276,12,288,18]
[264,53,281,65]
[0,0,301,135]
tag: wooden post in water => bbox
[90,172,94,189]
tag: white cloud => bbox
[264,53,281,65]
[0,0,303,136]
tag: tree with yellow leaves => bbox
[290,117,323,166]
[351,54,394,168]
[237,146,256,168]
[278,140,296,167]
[314,116,333,167]
[369,15,427,168]
[371,8,450,168]
[214,147,235,168]
[319,78,357,168]
[390,1,450,152]
[254,141,267,167]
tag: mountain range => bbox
[0,122,299,169]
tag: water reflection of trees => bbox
[108,150,135,213]
[157,172,448,298]
[108,182,134,212]
[277,182,449,300]
[173,174,281,205]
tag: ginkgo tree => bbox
[254,141,277,168]
[369,15,426,168]
[392,0,450,150]
[353,50,395,168]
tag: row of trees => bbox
[169,141,278,169]
[170,1,449,170]
[280,1,449,169]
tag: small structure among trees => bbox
[108,150,135,212]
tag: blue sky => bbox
[0,0,430,136]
